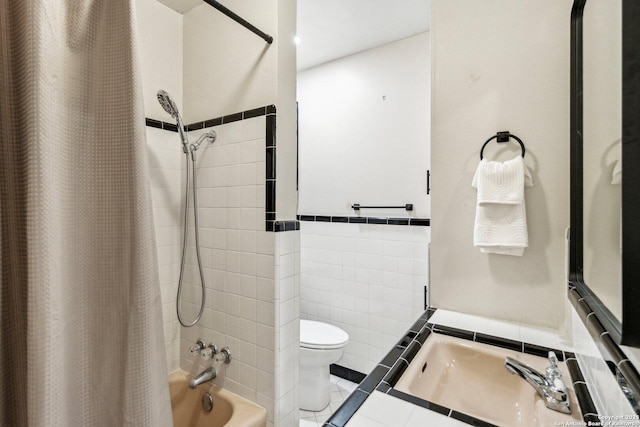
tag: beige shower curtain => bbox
[0,1,173,426]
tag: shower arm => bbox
[190,130,217,152]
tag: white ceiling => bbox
[154,0,431,71]
[297,0,430,71]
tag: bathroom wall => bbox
[176,114,300,427]
[135,0,183,121]
[136,1,299,425]
[135,0,184,372]
[430,0,572,329]
[180,3,298,425]
[297,31,431,375]
[183,0,298,220]
[297,32,431,218]
[300,221,429,374]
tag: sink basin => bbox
[394,333,583,426]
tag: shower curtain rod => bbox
[203,0,273,44]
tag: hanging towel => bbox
[472,156,532,256]
[611,159,622,184]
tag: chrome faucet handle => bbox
[546,351,563,379]
[201,344,218,360]
[214,347,232,364]
[190,340,206,355]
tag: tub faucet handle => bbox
[190,339,206,355]
[201,344,218,360]
[214,347,232,364]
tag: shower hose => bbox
[176,150,206,327]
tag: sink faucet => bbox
[504,352,571,414]
[189,367,217,389]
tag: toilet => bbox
[299,319,349,411]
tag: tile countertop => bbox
[345,391,467,427]
[338,308,575,427]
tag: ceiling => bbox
[155,0,431,71]
[296,0,430,71]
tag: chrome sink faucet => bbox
[504,351,571,414]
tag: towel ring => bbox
[480,131,526,160]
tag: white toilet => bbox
[299,319,349,411]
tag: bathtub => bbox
[169,370,267,427]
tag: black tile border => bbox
[568,283,640,416]
[330,364,366,384]
[146,105,299,233]
[297,215,430,227]
[327,308,596,427]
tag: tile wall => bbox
[571,306,637,417]
[146,126,182,372]
[300,221,429,374]
[147,111,299,427]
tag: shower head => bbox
[157,90,179,119]
[157,89,189,148]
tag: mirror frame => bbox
[570,0,640,346]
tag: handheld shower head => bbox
[157,89,189,149]
[157,90,179,119]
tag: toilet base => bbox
[299,364,330,411]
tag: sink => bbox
[394,333,583,426]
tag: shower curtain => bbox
[0,1,173,426]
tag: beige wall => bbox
[430,0,572,328]
[183,0,297,221]
[183,1,278,123]
[135,0,183,121]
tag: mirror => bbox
[570,0,640,346]
[581,0,622,322]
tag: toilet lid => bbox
[300,320,349,349]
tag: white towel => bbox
[611,159,622,184]
[472,156,532,256]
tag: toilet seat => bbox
[300,319,349,350]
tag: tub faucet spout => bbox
[189,367,216,389]
[504,352,570,414]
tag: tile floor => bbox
[299,375,358,427]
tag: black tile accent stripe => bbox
[566,358,585,384]
[574,382,598,418]
[397,331,417,348]
[388,218,410,225]
[325,389,368,427]
[568,282,640,416]
[382,358,409,386]
[330,364,366,384]
[163,123,178,132]
[379,346,405,368]
[145,118,164,130]
[185,122,204,131]
[475,333,523,353]
[431,324,475,341]
[401,341,421,364]
[146,104,274,134]
[357,365,389,394]
[450,411,498,427]
[387,389,451,417]
[296,215,430,227]
[222,111,243,123]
